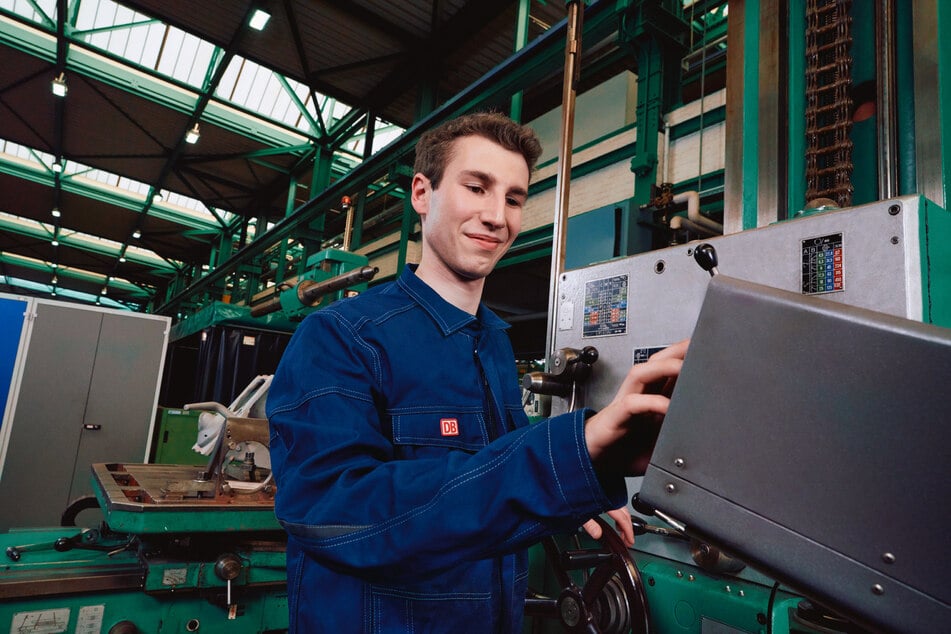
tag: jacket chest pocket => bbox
[390,410,488,458]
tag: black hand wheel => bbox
[525,516,650,634]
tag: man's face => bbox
[412,135,530,284]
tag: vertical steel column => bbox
[912,0,948,208]
[788,0,807,214]
[724,0,787,232]
[510,0,531,121]
[894,2,916,196]
[876,0,898,200]
[544,0,583,361]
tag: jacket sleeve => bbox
[266,309,627,584]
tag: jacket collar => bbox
[397,264,510,335]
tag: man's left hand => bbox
[582,506,634,547]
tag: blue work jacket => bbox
[267,265,626,633]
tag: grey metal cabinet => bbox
[0,297,169,529]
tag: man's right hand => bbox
[583,339,688,476]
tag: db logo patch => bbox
[440,418,459,436]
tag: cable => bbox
[766,580,781,634]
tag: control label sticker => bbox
[583,275,628,338]
[11,608,70,633]
[801,233,843,294]
[77,605,105,634]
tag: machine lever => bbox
[5,530,99,561]
[522,346,599,398]
[693,243,719,276]
[631,517,689,541]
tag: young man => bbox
[266,112,687,633]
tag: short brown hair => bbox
[413,112,543,189]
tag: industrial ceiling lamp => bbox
[249,8,271,30]
[51,72,67,97]
[185,123,201,144]
[52,161,63,173]
[132,229,142,239]
[51,207,61,218]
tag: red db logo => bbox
[440,418,459,436]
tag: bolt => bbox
[725,585,732,593]
[665,483,677,494]
[688,574,695,582]
[872,584,885,596]
[676,570,684,578]
[890,236,900,245]
[739,590,745,597]
[888,204,900,216]
[882,552,896,564]
[673,458,685,468]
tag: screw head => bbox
[888,204,900,216]
[674,458,685,468]
[890,236,900,245]
[665,483,677,494]
[872,584,885,596]
[882,552,896,564]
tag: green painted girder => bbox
[275,74,322,136]
[0,212,176,274]
[0,153,221,237]
[0,251,151,297]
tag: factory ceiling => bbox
[0,0,572,311]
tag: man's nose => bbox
[480,195,506,227]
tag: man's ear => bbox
[411,173,431,220]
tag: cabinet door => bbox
[69,312,168,502]
[0,305,101,529]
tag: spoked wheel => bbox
[525,516,650,634]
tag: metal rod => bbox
[876,0,899,200]
[341,196,355,252]
[544,0,583,364]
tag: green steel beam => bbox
[0,252,152,298]
[22,0,53,28]
[740,0,761,229]
[275,73,321,136]
[618,0,690,208]
[787,0,806,214]
[0,155,220,236]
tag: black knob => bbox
[693,243,719,276]
[630,493,656,517]
[579,346,598,364]
[214,553,243,581]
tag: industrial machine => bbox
[0,380,288,634]
[523,195,950,633]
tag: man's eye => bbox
[507,197,523,207]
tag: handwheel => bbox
[61,495,101,527]
[525,516,650,634]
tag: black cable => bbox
[766,580,781,634]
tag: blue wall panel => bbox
[0,297,28,431]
